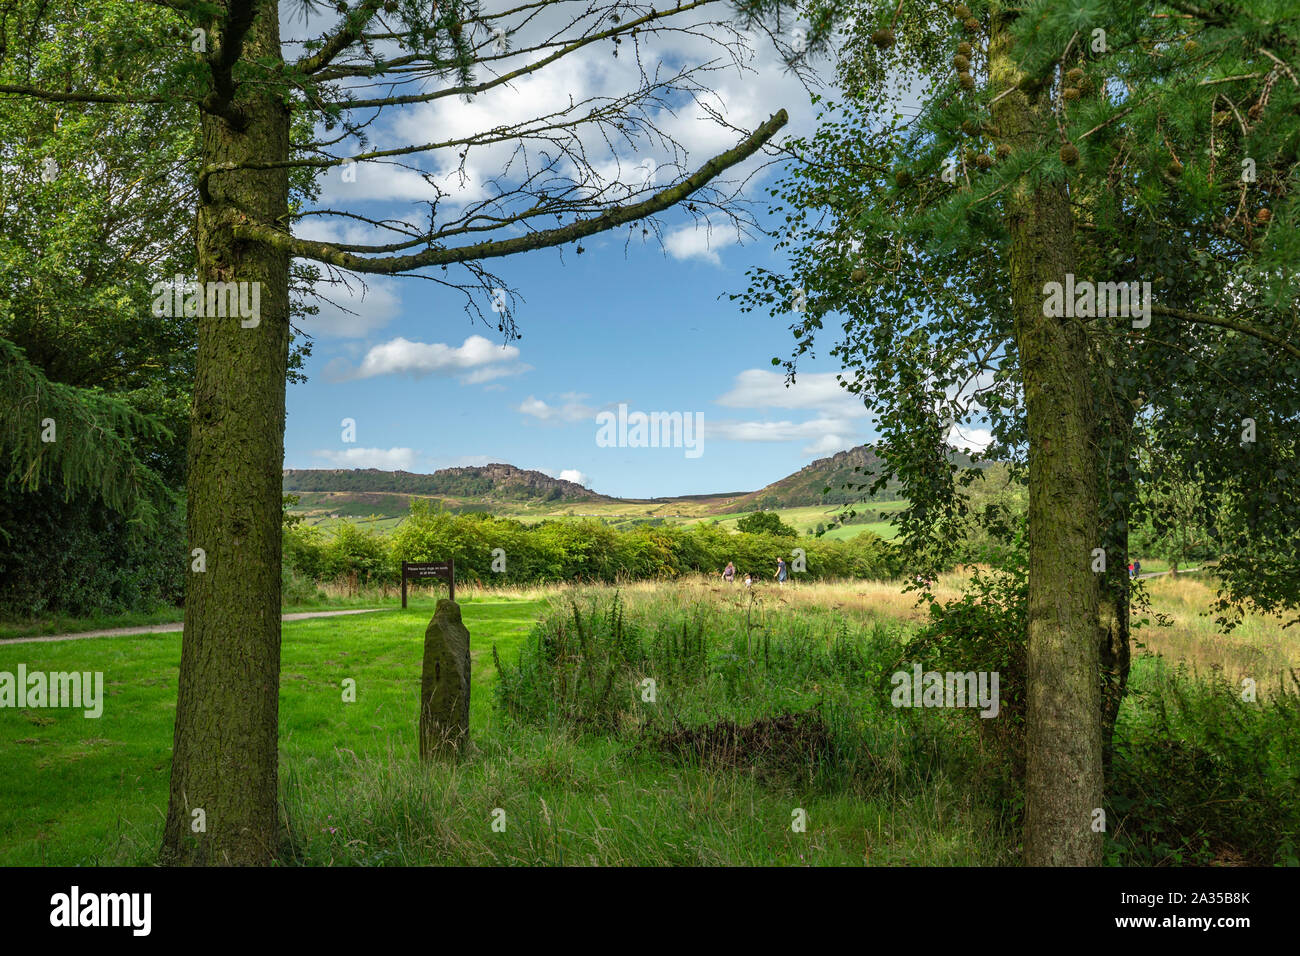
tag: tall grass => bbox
[1107,658,1300,866]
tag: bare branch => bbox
[232,110,788,273]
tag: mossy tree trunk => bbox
[990,9,1104,866]
[1097,401,1136,783]
[161,2,291,866]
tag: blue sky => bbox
[279,5,883,499]
[284,200,877,499]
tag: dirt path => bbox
[1136,567,1202,580]
[0,608,385,646]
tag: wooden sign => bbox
[402,559,455,607]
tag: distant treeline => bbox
[283,501,901,590]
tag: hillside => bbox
[283,464,611,502]
[727,444,990,511]
[729,445,897,510]
[283,444,990,518]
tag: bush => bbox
[736,511,798,537]
[0,485,184,617]
[382,499,902,586]
[902,533,1029,784]
[1106,662,1300,866]
[321,521,388,584]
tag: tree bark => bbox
[162,2,291,865]
[1098,542,1131,783]
[990,10,1104,866]
[1097,405,1135,784]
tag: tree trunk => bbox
[1097,406,1135,784]
[1098,548,1131,783]
[162,3,291,865]
[990,11,1104,866]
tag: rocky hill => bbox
[282,464,611,502]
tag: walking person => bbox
[722,561,736,584]
[774,556,788,587]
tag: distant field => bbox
[292,493,906,540]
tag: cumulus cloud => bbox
[325,334,528,383]
[286,3,818,249]
[664,220,741,265]
[802,433,853,457]
[557,469,590,487]
[716,370,869,418]
[516,395,596,423]
[707,416,860,445]
[948,424,994,454]
[312,447,418,470]
[300,276,404,338]
[705,369,870,455]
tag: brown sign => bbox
[402,559,454,606]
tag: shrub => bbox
[1106,662,1300,866]
[736,511,798,537]
[0,485,184,617]
[321,521,389,584]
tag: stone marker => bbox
[420,598,470,759]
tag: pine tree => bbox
[741,0,1300,864]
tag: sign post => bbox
[401,559,455,608]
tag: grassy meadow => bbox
[292,493,905,540]
[2,572,1297,866]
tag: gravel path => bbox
[0,608,384,646]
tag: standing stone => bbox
[420,599,470,760]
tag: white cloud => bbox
[327,334,527,382]
[557,469,590,487]
[948,424,994,454]
[664,221,740,265]
[317,162,449,205]
[716,369,869,418]
[518,396,551,418]
[704,369,870,455]
[707,416,860,444]
[517,395,596,423]
[287,6,820,248]
[312,447,418,470]
[463,362,532,384]
[300,276,403,338]
[802,433,852,457]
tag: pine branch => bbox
[297,0,387,75]
[0,337,174,525]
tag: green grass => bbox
[0,588,1011,866]
[0,606,190,643]
[0,591,397,642]
[290,497,909,540]
[0,596,542,865]
[9,574,1286,866]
